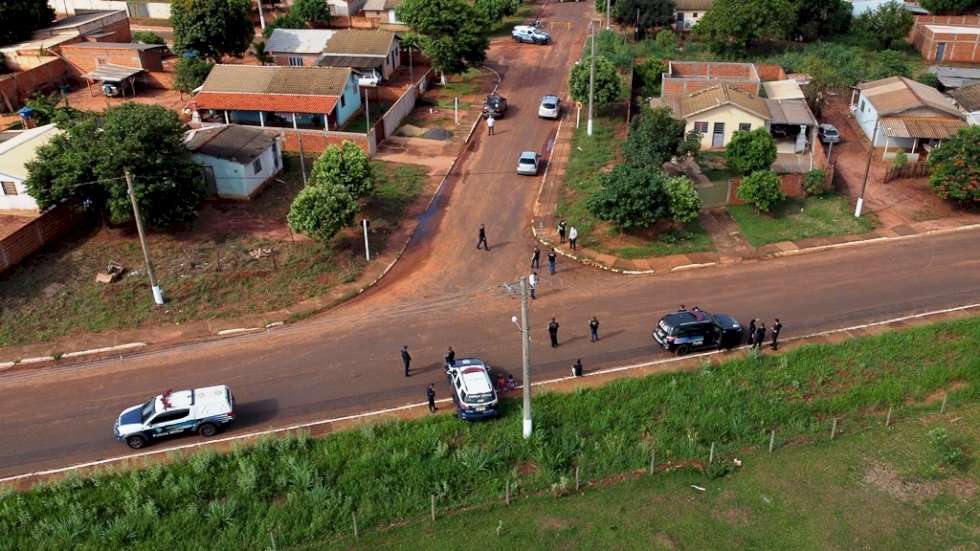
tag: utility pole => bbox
[587,21,596,137]
[292,113,307,186]
[605,0,610,29]
[855,120,879,218]
[125,171,164,305]
[257,0,265,30]
[364,87,370,129]
[519,276,532,438]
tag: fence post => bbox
[708,442,715,465]
[649,449,656,475]
[940,393,948,414]
[505,480,510,505]
[769,429,776,453]
[352,511,358,539]
[885,406,893,427]
[575,466,580,491]
[831,418,838,440]
[430,494,436,521]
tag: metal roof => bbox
[323,29,398,57]
[81,63,144,83]
[762,80,805,100]
[265,29,335,54]
[199,64,351,96]
[363,0,404,10]
[64,42,166,51]
[0,124,61,181]
[185,125,275,164]
[928,66,980,90]
[879,116,967,139]
[675,83,769,120]
[949,83,980,112]
[856,76,962,118]
[674,0,714,9]
[316,54,384,70]
[765,99,816,126]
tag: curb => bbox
[0,342,147,372]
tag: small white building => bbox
[265,29,336,68]
[184,125,283,200]
[674,0,713,31]
[0,124,61,212]
[949,83,980,126]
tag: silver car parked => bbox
[538,95,562,119]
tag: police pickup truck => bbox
[114,386,235,449]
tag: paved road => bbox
[2,4,979,478]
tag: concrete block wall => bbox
[910,22,980,63]
[0,59,68,112]
[0,201,86,274]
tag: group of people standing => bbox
[747,318,783,351]
[557,219,578,251]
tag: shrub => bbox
[892,149,908,170]
[132,31,165,45]
[802,169,828,197]
[726,128,776,175]
[736,170,785,213]
[915,72,942,90]
[929,427,966,468]
[655,29,678,49]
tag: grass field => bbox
[1,317,977,550]
[728,195,876,247]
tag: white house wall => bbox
[49,0,172,18]
[0,173,40,211]
[193,144,282,199]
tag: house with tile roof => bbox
[265,29,336,68]
[850,76,967,153]
[948,83,980,126]
[185,125,283,199]
[361,0,407,28]
[316,29,401,83]
[674,0,713,31]
[191,65,362,131]
[0,124,61,212]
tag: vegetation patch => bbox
[727,196,875,247]
[1,317,977,549]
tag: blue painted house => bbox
[184,125,283,199]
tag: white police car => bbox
[446,358,500,420]
[114,386,236,449]
[512,25,552,45]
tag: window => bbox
[287,56,304,67]
[860,100,865,113]
[693,121,709,133]
[1,181,16,195]
[693,12,698,17]
[252,158,262,174]
[151,409,189,425]
[739,123,751,131]
[340,94,346,108]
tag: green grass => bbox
[343,102,394,134]
[601,223,714,259]
[556,118,619,247]
[2,317,977,550]
[727,195,876,247]
[337,401,980,550]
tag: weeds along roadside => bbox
[0,317,977,550]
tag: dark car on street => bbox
[652,308,744,355]
[483,94,507,118]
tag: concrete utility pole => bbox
[257,0,266,30]
[587,21,596,137]
[512,277,533,438]
[125,171,164,305]
[855,120,879,218]
[605,0,611,29]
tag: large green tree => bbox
[396,0,489,81]
[473,0,520,26]
[928,126,980,206]
[854,1,914,50]
[171,0,254,61]
[921,0,980,14]
[614,0,675,29]
[569,56,623,110]
[694,0,795,53]
[586,164,668,229]
[172,55,215,93]
[736,170,785,213]
[0,0,55,47]
[788,0,851,41]
[26,104,207,229]
[623,106,689,167]
[726,128,777,176]
[262,12,306,39]
[291,0,331,22]
[287,184,359,242]
[309,141,376,199]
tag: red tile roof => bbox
[193,92,338,114]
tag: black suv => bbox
[482,94,507,118]
[652,308,744,355]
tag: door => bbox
[712,122,725,148]
[675,13,684,31]
[147,409,192,439]
[935,42,946,62]
[203,166,217,195]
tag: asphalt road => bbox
[2,4,979,479]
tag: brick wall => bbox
[755,64,787,82]
[914,15,980,26]
[60,44,164,76]
[0,201,87,274]
[276,129,376,156]
[910,22,980,63]
[139,70,173,89]
[668,61,757,80]
[661,78,759,98]
[0,59,69,112]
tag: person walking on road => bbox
[547,248,557,275]
[558,219,567,243]
[529,271,538,299]
[569,226,578,251]
[426,383,437,412]
[487,114,495,135]
[589,316,600,342]
[445,346,456,367]
[476,224,489,250]
[548,317,560,348]
[401,345,411,377]
[771,318,783,350]
[531,245,540,269]
[753,322,766,350]
[747,319,757,346]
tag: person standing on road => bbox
[487,114,495,135]
[572,358,583,377]
[548,317,560,348]
[426,383,437,412]
[529,271,538,299]
[747,319,757,346]
[569,226,578,251]
[547,248,557,275]
[589,316,600,342]
[401,345,411,377]
[445,346,456,367]
[753,322,766,350]
[477,224,489,250]
[771,318,783,350]
[531,245,541,269]
[558,219,567,243]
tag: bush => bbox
[726,128,776,175]
[867,50,913,81]
[132,31,165,45]
[802,169,827,197]
[655,29,678,49]
[929,427,966,468]
[915,72,942,90]
[892,149,908,170]
[736,170,785,213]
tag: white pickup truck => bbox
[114,386,235,449]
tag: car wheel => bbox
[675,344,691,356]
[198,423,218,437]
[126,435,147,449]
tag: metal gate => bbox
[696,180,731,209]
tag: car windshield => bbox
[140,398,158,424]
[543,101,556,109]
[520,158,536,165]
[824,128,838,136]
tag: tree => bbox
[655,29,678,50]
[614,0,676,29]
[396,0,489,81]
[623,106,687,167]
[726,128,776,175]
[921,0,980,15]
[287,184,359,242]
[586,164,668,229]
[854,1,914,50]
[172,55,215,93]
[132,31,166,45]
[928,126,980,206]
[569,56,623,110]
[789,0,851,41]
[473,0,519,26]
[171,0,254,61]
[292,0,331,22]
[867,50,913,81]
[802,168,827,197]
[694,0,795,53]
[26,104,207,229]
[24,92,74,126]
[664,176,701,225]
[0,0,55,47]
[309,141,376,199]
[736,170,785,213]
[262,12,307,39]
